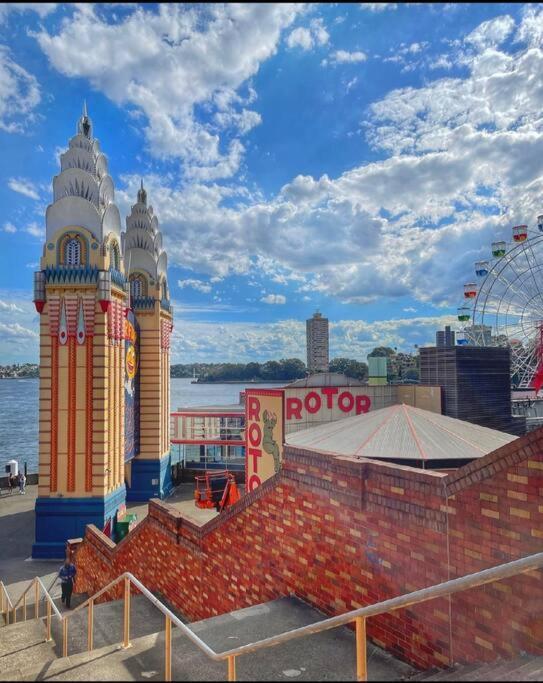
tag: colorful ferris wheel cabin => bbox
[457,306,471,322]
[464,283,477,299]
[492,241,506,258]
[538,215,543,232]
[475,260,489,277]
[512,225,528,242]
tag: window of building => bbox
[111,242,120,271]
[65,238,81,266]
[130,275,145,298]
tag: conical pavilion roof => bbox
[286,404,517,464]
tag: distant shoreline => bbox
[192,379,287,384]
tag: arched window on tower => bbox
[65,238,81,266]
[130,274,145,299]
[111,242,120,271]
[161,279,169,301]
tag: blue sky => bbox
[2,3,543,363]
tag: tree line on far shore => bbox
[170,348,419,383]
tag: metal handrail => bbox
[1,576,62,636]
[63,550,543,681]
[11,575,60,615]
[3,551,543,681]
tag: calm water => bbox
[0,377,282,474]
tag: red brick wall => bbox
[72,429,543,671]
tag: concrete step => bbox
[0,619,56,680]
[0,597,415,681]
[406,654,543,681]
[49,593,188,659]
[0,595,415,681]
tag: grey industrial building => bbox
[420,346,526,435]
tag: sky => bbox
[2,2,543,364]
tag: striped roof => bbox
[285,404,517,463]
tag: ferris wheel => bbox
[457,215,543,390]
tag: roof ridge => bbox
[415,407,488,454]
[353,403,402,456]
[401,403,428,462]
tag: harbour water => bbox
[0,377,282,474]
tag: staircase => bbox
[407,656,543,681]
[2,550,543,681]
[0,595,413,681]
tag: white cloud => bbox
[0,290,40,361]
[286,18,329,51]
[2,222,16,233]
[8,178,40,200]
[261,294,286,305]
[465,15,515,51]
[0,47,40,133]
[25,222,44,239]
[112,10,543,313]
[168,313,456,363]
[516,6,543,47]
[34,3,301,180]
[178,278,213,294]
[0,322,38,340]
[359,4,398,12]
[0,3,57,24]
[327,50,367,65]
[0,300,24,313]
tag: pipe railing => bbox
[2,576,62,640]
[0,581,13,625]
[2,551,543,682]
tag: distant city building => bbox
[420,346,525,435]
[368,356,387,385]
[436,325,456,348]
[306,311,329,374]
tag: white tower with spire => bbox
[122,180,173,500]
[33,104,128,557]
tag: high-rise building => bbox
[32,106,173,558]
[306,311,329,374]
[436,325,456,347]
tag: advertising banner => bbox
[284,385,375,434]
[124,310,140,462]
[245,389,284,492]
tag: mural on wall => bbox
[124,309,140,462]
[245,389,284,492]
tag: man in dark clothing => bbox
[58,558,76,609]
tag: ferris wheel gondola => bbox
[458,217,543,391]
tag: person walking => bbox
[58,558,76,609]
[18,472,26,495]
[7,474,13,495]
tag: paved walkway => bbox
[0,482,220,603]
[0,484,60,603]
[126,482,220,527]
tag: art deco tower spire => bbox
[122,182,173,500]
[32,106,128,557]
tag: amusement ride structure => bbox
[458,215,543,391]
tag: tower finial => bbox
[83,99,87,117]
[137,179,147,205]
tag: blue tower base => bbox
[32,485,126,559]
[126,453,173,502]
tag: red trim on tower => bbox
[85,336,93,492]
[50,337,58,493]
[67,336,77,492]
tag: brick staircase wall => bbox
[71,428,543,671]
